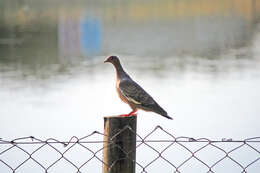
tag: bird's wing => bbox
[119,78,172,119]
[119,79,155,106]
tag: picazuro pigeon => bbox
[104,55,173,120]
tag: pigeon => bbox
[104,55,173,120]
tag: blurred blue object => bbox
[79,17,101,56]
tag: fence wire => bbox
[0,125,260,173]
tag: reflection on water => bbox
[0,0,259,73]
[58,14,101,59]
[0,0,260,172]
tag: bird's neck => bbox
[113,62,128,79]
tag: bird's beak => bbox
[104,56,110,63]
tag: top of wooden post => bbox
[104,115,137,119]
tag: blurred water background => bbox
[1,0,260,172]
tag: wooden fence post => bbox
[102,116,137,173]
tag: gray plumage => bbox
[104,55,173,120]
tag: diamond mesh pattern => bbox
[0,126,259,172]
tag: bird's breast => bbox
[115,80,128,104]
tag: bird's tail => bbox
[153,104,173,120]
[162,113,173,120]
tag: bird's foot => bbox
[119,110,137,117]
[119,113,137,117]
[119,114,129,117]
[119,112,137,117]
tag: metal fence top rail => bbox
[1,125,260,145]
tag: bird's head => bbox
[104,55,120,65]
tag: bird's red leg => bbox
[128,110,137,116]
[119,110,137,117]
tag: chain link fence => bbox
[1,125,260,173]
